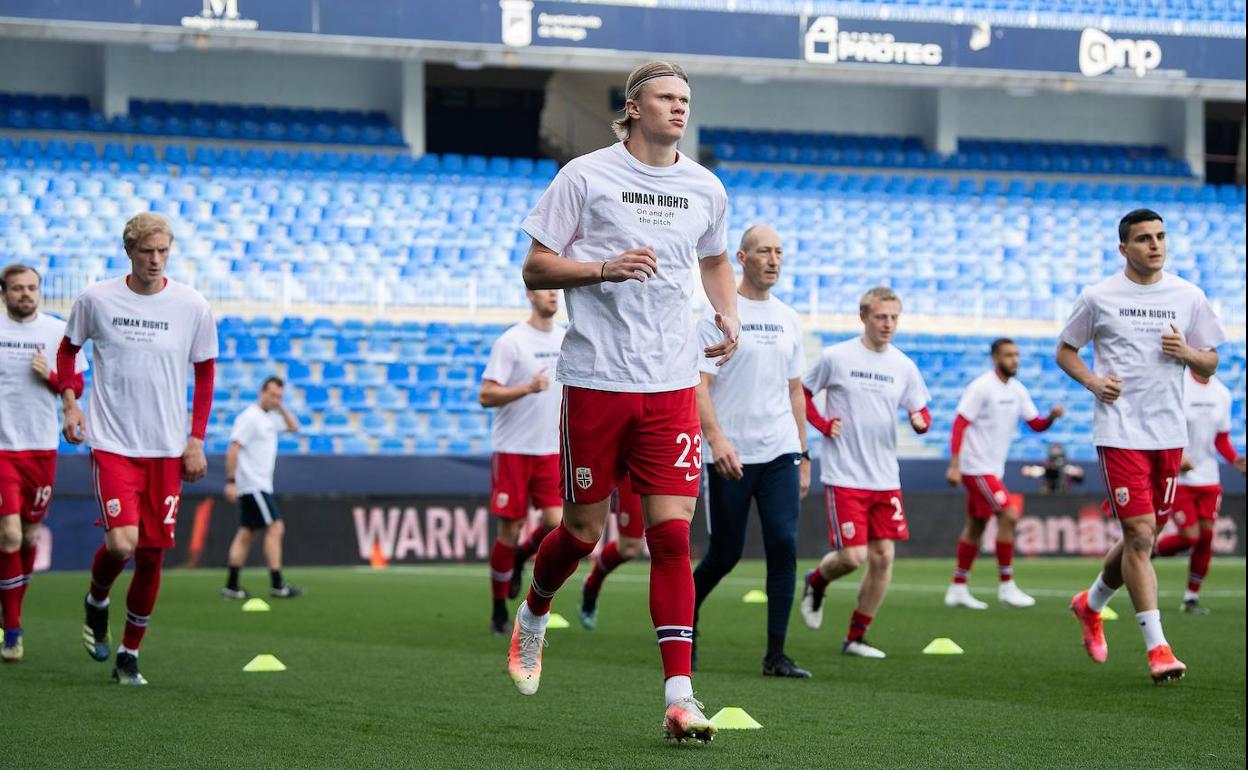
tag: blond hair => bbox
[0,263,39,291]
[123,212,174,251]
[859,286,901,314]
[611,61,689,142]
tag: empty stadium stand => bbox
[705,129,1195,177]
[0,92,405,147]
[2,137,1241,459]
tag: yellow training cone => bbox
[711,707,762,730]
[922,638,964,655]
[243,654,287,672]
[546,613,571,629]
[742,590,768,604]
[1101,605,1119,621]
[241,598,271,612]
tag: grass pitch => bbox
[6,558,1245,769]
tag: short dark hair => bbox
[0,263,40,292]
[260,376,284,391]
[990,337,1016,355]
[1118,208,1163,244]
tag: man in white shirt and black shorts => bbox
[800,287,931,660]
[1061,208,1224,684]
[691,224,812,679]
[480,289,565,635]
[59,212,219,686]
[1154,371,1244,614]
[221,376,301,600]
[508,61,740,743]
[0,264,87,661]
[944,338,1063,610]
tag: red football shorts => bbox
[90,449,184,549]
[0,449,58,522]
[1172,484,1222,528]
[962,474,1012,520]
[490,452,561,520]
[1096,446,1183,525]
[560,386,702,503]
[613,474,645,539]
[824,486,908,549]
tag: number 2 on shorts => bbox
[163,494,181,525]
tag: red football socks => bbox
[996,541,1015,582]
[584,541,628,594]
[524,523,596,616]
[489,540,515,600]
[121,548,163,650]
[808,566,830,592]
[646,519,694,680]
[1156,533,1195,557]
[0,550,23,630]
[517,522,554,560]
[847,610,873,642]
[952,540,977,584]
[1188,529,1214,594]
[17,544,35,606]
[89,545,128,603]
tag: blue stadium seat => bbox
[302,386,330,409]
[307,435,335,453]
[340,385,370,410]
[378,437,408,454]
[395,412,422,437]
[321,409,352,435]
[320,362,348,384]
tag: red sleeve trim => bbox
[191,359,215,440]
[1214,432,1239,464]
[1026,415,1054,432]
[803,386,837,437]
[55,337,85,398]
[910,406,932,435]
[951,414,970,454]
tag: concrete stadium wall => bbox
[952,88,1184,145]
[0,38,100,97]
[693,76,934,137]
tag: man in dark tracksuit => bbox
[692,224,812,678]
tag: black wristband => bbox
[225,477,236,483]
[799,450,811,460]
[600,261,607,281]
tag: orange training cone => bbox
[370,541,389,569]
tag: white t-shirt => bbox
[1179,373,1233,487]
[697,295,804,464]
[521,142,729,393]
[1059,272,1226,450]
[483,322,566,455]
[64,276,219,458]
[803,338,930,490]
[955,371,1041,478]
[0,312,89,451]
[230,403,286,495]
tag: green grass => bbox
[6,558,1245,769]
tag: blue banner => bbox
[0,0,1243,81]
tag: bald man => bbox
[692,225,812,678]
